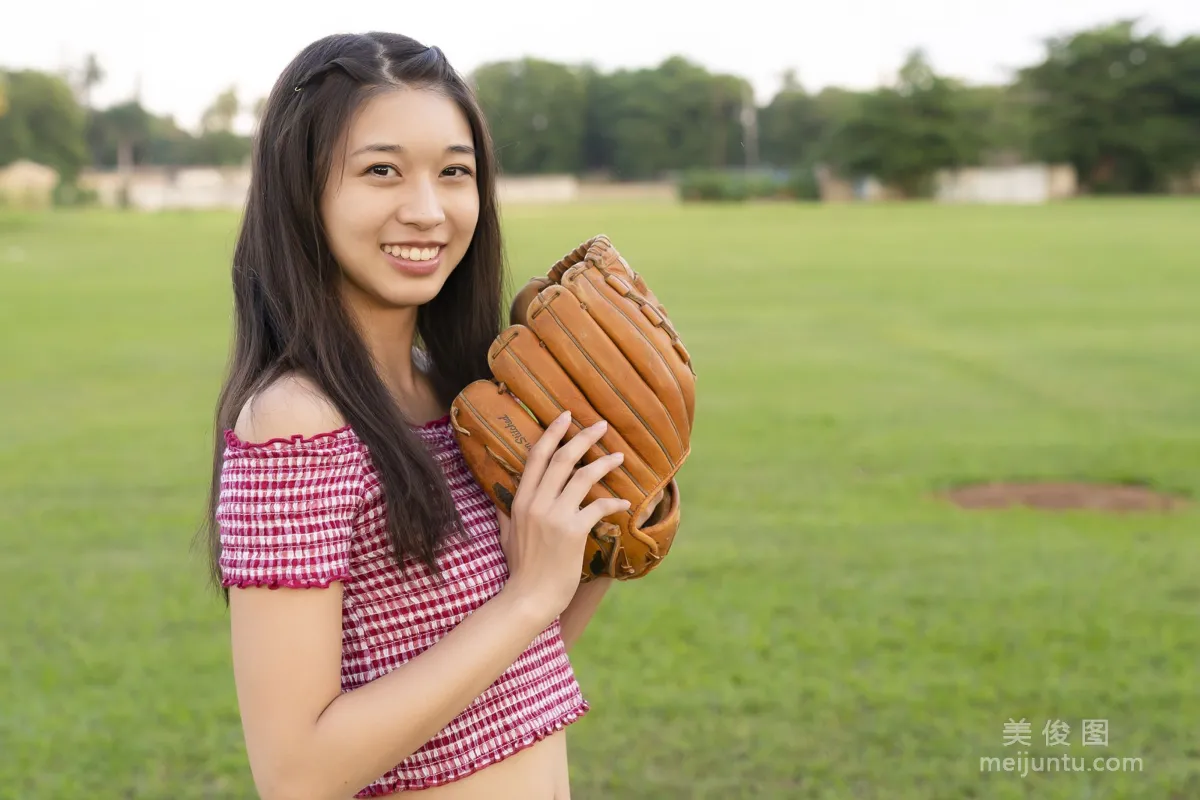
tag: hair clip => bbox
[292,58,352,95]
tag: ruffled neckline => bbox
[223,414,454,452]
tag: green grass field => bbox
[3,198,1199,799]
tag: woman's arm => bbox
[230,580,549,800]
[555,488,668,651]
[493,511,615,653]
[558,577,614,652]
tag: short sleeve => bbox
[215,426,366,589]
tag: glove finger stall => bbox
[561,261,694,451]
[527,284,682,477]
[488,325,658,501]
[449,380,538,515]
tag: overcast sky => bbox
[5,0,1198,134]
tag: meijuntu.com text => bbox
[981,754,1144,777]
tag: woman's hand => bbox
[498,410,630,623]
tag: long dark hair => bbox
[198,32,507,597]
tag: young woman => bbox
[201,32,634,799]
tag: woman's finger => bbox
[535,419,609,503]
[578,497,633,531]
[518,410,572,497]
[559,451,625,511]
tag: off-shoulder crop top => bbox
[215,415,588,795]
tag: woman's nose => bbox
[397,179,445,228]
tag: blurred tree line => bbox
[0,18,1196,199]
[0,53,255,186]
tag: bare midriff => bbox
[377,731,570,799]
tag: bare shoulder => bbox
[233,372,347,444]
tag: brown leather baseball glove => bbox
[449,234,696,582]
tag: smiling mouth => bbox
[381,244,441,262]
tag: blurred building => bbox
[814,162,1078,204]
[934,164,1077,204]
[78,166,251,211]
[0,160,60,209]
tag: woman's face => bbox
[321,86,480,313]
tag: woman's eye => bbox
[443,166,473,178]
[370,165,396,177]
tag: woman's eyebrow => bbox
[350,143,476,156]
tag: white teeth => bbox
[382,245,440,261]
[382,245,439,261]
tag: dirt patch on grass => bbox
[940,481,1190,513]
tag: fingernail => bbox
[593,420,607,431]
[558,410,571,423]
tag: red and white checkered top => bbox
[215,414,588,796]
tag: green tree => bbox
[825,50,982,196]
[758,73,828,168]
[1018,19,1200,192]
[187,130,252,166]
[578,57,752,180]
[470,55,758,179]
[581,66,665,179]
[93,101,154,174]
[0,69,89,180]
[953,83,1036,163]
[201,86,240,134]
[472,58,587,174]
